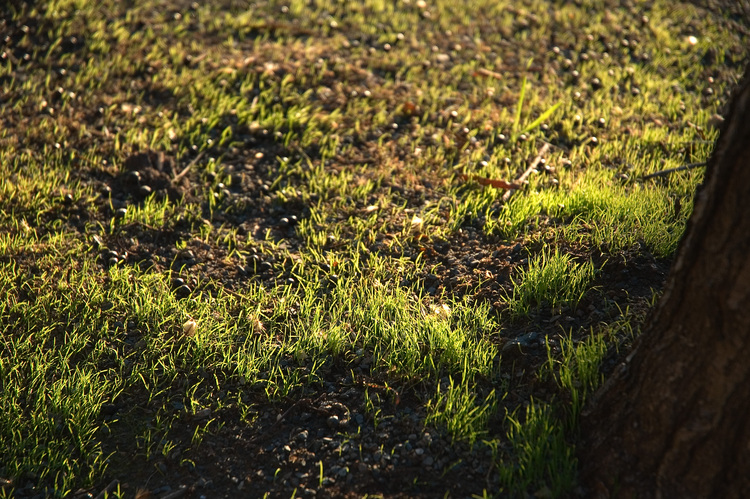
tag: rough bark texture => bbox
[578,64,750,498]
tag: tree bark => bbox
[578,64,750,498]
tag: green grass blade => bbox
[523,102,562,133]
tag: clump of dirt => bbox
[118,150,192,202]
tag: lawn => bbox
[0,0,747,497]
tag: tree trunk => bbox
[578,65,750,498]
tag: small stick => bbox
[475,67,504,80]
[502,143,550,202]
[161,486,188,499]
[94,479,119,499]
[641,161,706,180]
[172,151,205,183]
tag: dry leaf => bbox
[183,319,197,337]
[460,174,518,190]
[429,303,452,318]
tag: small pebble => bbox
[175,284,191,298]
[126,171,141,185]
[327,415,339,429]
[177,249,195,260]
[708,114,724,128]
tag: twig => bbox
[459,174,517,190]
[475,67,504,80]
[502,143,550,202]
[540,138,571,154]
[641,161,706,180]
[94,479,119,499]
[172,151,205,183]
[161,486,188,499]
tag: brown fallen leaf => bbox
[459,174,519,190]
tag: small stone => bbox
[138,185,152,197]
[183,319,197,336]
[247,254,261,273]
[708,114,724,128]
[175,284,191,298]
[103,250,119,260]
[101,403,118,416]
[194,408,211,419]
[171,277,186,288]
[327,415,339,429]
[177,249,195,260]
[126,171,141,185]
[422,456,434,466]
[114,207,127,219]
[91,235,105,250]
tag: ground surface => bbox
[0,0,748,498]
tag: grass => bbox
[0,0,746,496]
[505,247,595,318]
